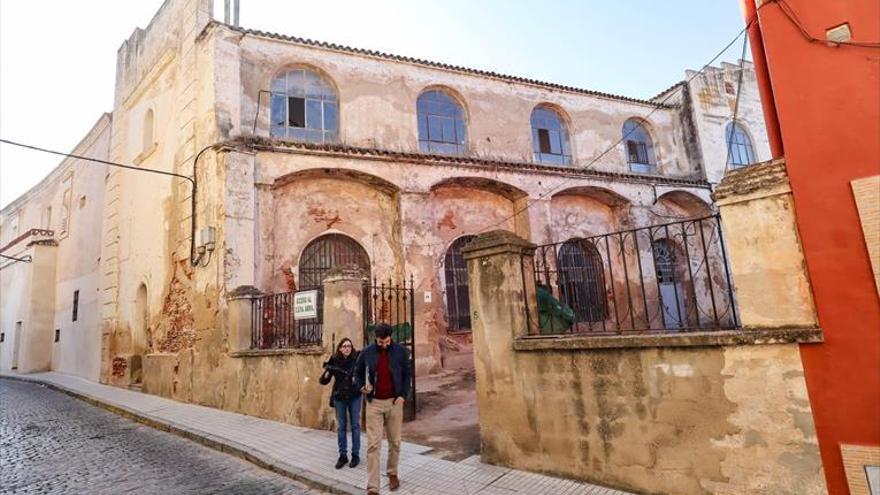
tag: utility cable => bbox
[0,138,211,267]
[0,253,32,263]
[402,11,762,251]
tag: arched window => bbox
[531,105,572,165]
[270,68,338,143]
[417,89,466,155]
[143,109,154,152]
[622,119,657,173]
[298,234,370,288]
[443,235,475,332]
[557,240,606,323]
[726,122,756,168]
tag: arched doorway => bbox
[652,239,688,329]
[557,239,607,324]
[443,235,475,332]
[298,233,371,288]
[132,283,148,385]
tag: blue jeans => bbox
[333,396,361,457]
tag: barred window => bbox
[417,90,466,155]
[531,105,572,165]
[726,122,756,168]
[557,240,607,323]
[298,234,370,289]
[270,68,338,143]
[623,119,657,173]
[444,235,475,332]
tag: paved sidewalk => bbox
[0,372,636,495]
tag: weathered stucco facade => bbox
[0,115,111,380]
[2,0,784,466]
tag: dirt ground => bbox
[401,369,480,461]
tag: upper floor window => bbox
[270,68,338,143]
[531,105,572,165]
[623,119,657,173]
[417,89,466,155]
[726,122,756,168]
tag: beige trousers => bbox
[366,398,403,492]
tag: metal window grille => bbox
[623,119,656,172]
[443,235,475,332]
[557,240,607,323]
[532,214,738,335]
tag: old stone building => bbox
[0,114,111,380]
[1,0,776,480]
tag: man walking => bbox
[354,324,411,495]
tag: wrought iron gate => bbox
[363,276,417,421]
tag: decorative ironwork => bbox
[443,235,475,332]
[250,288,324,349]
[363,276,417,421]
[533,214,738,335]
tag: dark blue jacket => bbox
[353,342,411,402]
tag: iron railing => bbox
[363,276,417,421]
[532,214,738,335]
[251,287,324,349]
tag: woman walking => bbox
[320,338,361,469]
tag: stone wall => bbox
[463,230,825,495]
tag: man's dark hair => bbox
[374,323,392,340]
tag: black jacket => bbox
[353,342,411,402]
[319,352,359,406]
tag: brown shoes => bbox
[367,491,379,495]
[388,474,400,491]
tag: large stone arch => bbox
[549,186,632,241]
[655,190,713,218]
[266,168,402,292]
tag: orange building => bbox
[744,0,880,493]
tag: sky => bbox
[0,0,749,209]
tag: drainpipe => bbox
[742,0,785,158]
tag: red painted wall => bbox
[746,1,880,493]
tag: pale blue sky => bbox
[0,1,748,208]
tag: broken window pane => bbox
[288,97,306,128]
[531,105,571,165]
[623,119,656,170]
[269,68,338,143]
[538,129,552,154]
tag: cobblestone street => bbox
[0,379,328,495]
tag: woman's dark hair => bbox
[334,337,356,358]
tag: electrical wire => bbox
[771,0,880,49]
[401,12,762,251]
[0,139,194,186]
[0,138,215,268]
[0,253,32,263]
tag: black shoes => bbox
[349,455,360,468]
[335,455,349,469]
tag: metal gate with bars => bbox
[363,276,417,421]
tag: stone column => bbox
[321,267,367,354]
[714,159,818,328]
[226,285,262,353]
[462,230,538,464]
[20,243,57,373]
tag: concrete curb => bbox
[1,375,362,495]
